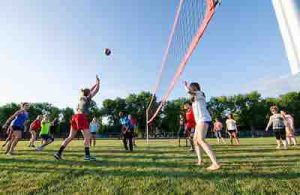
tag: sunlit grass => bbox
[0,137,299,194]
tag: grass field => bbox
[0,137,299,194]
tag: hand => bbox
[96,75,100,83]
[184,81,188,87]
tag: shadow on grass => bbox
[0,161,299,181]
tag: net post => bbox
[146,108,149,145]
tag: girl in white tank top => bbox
[184,81,220,171]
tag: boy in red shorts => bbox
[54,75,100,161]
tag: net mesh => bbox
[147,0,218,124]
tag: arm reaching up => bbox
[90,75,100,98]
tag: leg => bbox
[55,129,78,158]
[37,137,54,151]
[229,132,233,145]
[233,132,240,145]
[280,130,287,149]
[274,130,281,149]
[195,122,220,170]
[93,135,96,147]
[286,136,291,145]
[193,128,202,165]
[220,133,226,144]
[123,134,128,150]
[5,135,14,154]
[128,132,133,151]
[189,135,195,151]
[82,130,94,159]
[8,131,22,154]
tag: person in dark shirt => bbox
[119,111,134,151]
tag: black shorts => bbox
[228,130,236,135]
[273,129,286,140]
[11,125,24,131]
[40,134,54,141]
[91,132,96,135]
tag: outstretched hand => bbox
[96,75,100,83]
[183,81,188,87]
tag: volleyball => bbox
[104,48,111,56]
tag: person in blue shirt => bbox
[119,111,134,151]
[89,117,99,147]
[2,102,30,155]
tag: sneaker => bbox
[31,145,35,148]
[6,152,15,156]
[54,153,62,160]
[36,147,43,152]
[84,156,96,161]
[276,145,281,149]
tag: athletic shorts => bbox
[31,128,40,132]
[11,125,24,131]
[91,132,96,135]
[228,130,236,135]
[185,127,195,137]
[71,113,89,131]
[40,134,54,141]
[274,128,286,140]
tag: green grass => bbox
[0,137,299,194]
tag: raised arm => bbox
[183,81,195,95]
[90,75,100,98]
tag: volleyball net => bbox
[146,0,220,129]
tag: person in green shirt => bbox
[36,114,54,151]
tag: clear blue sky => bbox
[0,0,299,108]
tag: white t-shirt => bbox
[285,114,294,129]
[191,91,212,123]
[226,119,237,130]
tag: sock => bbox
[85,147,90,157]
[58,146,65,155]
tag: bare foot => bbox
[206,164,221,171]
[196,161,202,166]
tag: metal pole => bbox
[272,0,300,75]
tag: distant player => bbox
[128,114,137,147]
[119,111,134,152]
[281,110,297,146]
[184,81,220,171]
[2,102,30,155]
[54,75,100,160]
[28,115,43,148]
[36,115,54,151]
[89,117,99,147]
[226,114,240,145]
[183,101,195,151]
[265,106,288,149]
[213,118,226,144]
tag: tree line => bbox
[0,91,299,138]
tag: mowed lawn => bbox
[0,137,299,194]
